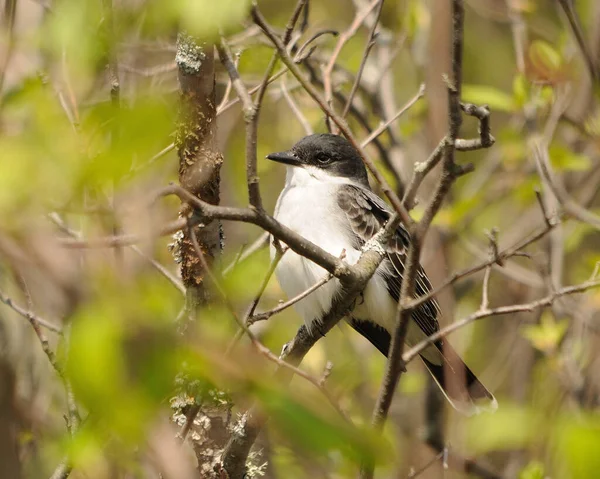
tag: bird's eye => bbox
[316,153,331,164]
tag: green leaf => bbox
[521,313,569,353]
[556,416,600,479]
[67,276,183,441]
[529,41,562,75]
[549,144,592,172]
[519,461,545,479]
[466,403,541,454]
[256,385,388,465]
[145,0,251,39]
[513,73,529,108]
[398,371,426,395]
[462,85,514,112]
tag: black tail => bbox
[420,341,496,415]
[349,318,496,415]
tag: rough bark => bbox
[174,34,226,477]
[176,34,223,304]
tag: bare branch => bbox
[535,189,553,228]
[102,0,120,107]
[403,277,600,364]
[407,450,444,478]
[341,0,383,118]
[557,0,599,82]
[217,41,262,210]
[217,51,239,111]
[0,289,62,334]
[402,101,494,211]
[535,143,600,230]
[294,29,339,62]
[61,184,350,281]
[0,0,17,93]
[49,460,72,479]
[280,74,313,135]
[222,232,270,276]
[322,0,381,133]
[250,273,333,324]
[48,213,185,296]
[217,67,288,115]
[402,136,448,211]
[406,218,556,312]
[360,83,425,148]
[226,249,287,353]
[455,102,495,150]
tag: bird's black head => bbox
[267,134,369,186]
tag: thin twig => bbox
[245,247,288,321]
[102,0,120,107]
[217,51,239,111]
[226,248,289,354]
[178,403,201,443]
[217,41,262,210]
[222,232,270,276]
[361,83,425,148]
[48,213,185,295]
[48,460,72,479]
[535,143,600,230]
[132,143,175,174]
[341,0,383,118]
[557,0,598,82]
[402,136,449,211]
[402,101,494,211]
[130,245,186,295]
[280,74,313,135]
[322,0,381,133]
[535,189,553,228]
[0,289,62,333]
[250,274,334,324]
[0,0,17,94]
[217,67,288,115]
[406,218,556,312]
[403,277,600,364]
[407,451,444,478]
[455,102,495,150]
[294,29,339,62]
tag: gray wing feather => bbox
[337,184,441,337]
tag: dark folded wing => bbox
[337,184,441,338]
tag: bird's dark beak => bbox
[266,150,302,167]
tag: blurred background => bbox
[1,0,600,477]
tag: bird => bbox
[267,133,496,415]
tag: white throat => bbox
[285,165,357,188]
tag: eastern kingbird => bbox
[268,133,496,415]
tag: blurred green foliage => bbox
[1,0,600,478]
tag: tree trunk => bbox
[175,34,227,477]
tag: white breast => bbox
[271,167,356,326]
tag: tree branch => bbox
[0,289,62,334]
[403,277,600,364]
[361,2,468,476]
